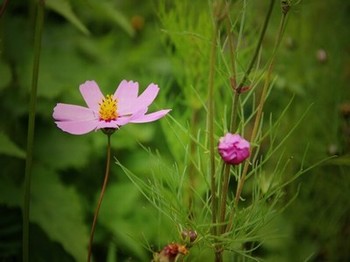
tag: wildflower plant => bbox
[1,0,348,261]
[53,80,170,261]
[118,0,323,261]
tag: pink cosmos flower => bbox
[218,133,250,165]
[53,80,171,135]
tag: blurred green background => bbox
[0,0,349,261]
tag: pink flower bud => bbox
[218,133,250,165]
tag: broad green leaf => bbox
[0,132,26,159]
[46,0,89,35]
[30,166,89,262]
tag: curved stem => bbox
[230,0,276,132]
[235,10,287,211]
[23,1,45,261]
[87,134,112,262]
[226,7,288,233]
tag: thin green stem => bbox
[208,15,219,238]
[236,0,275,93]
[187,109,200,220]
[87,133,112,262]
[227,5,288,233]
[215,11,237,236]
[218,163,231,234]
[23,1,45,261]
[218,0,275,237]
[234,11,287,209]
[230,0,276,132]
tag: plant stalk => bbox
[23,1,45,261]
[208,12,219,238]
[227,4,288,233]
[87,133,112,262]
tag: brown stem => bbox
[87,134,112,262]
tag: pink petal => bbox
[114,80,139,115]
[115,116,134,126]
[53,103,96,121]
[79,81,104,112]
[114,80,139,101]
[55,120,99,135]
[118,83,160,115]
[130,109,171,123]
[136,83,160,108]
[95,121,120,130]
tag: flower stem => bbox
[235,7,287,208]
[208,10,219,238]
[23,1,45,261]
[216,0,275,239]
[218,163,231,234]
[227,2,288,233]
[216,6,236,237]
[87,133,112,262]
[231,0,276,130]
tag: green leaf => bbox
[0,132,26,159]
[46,0,89,35]
[30,166,89,262]
[35,128,91,170]
[85,0,135,37]
[98,182,149,259]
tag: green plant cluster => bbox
[0,0,349,261]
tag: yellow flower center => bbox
[99,95,118,122]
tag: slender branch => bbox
[23,1,45,261]
[87,133,112,262]
[227,7,288,233]
[219,0,275,237]
[215,4,237,238]
[208,11,219,238]
[218,163,231,234]
[235,11,287,208]
[236,0,276,93]
[187,109,200,220]
[230,0,276,133]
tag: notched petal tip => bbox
[79,80,104,111]
[114,80,139,101]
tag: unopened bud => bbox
[181,230,198,243]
